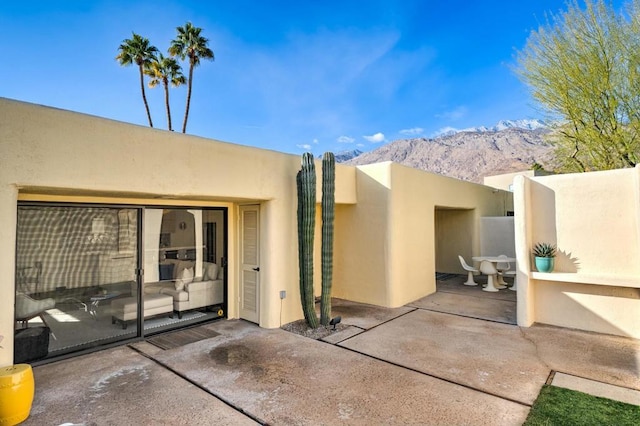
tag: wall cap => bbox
[531,272,640,288]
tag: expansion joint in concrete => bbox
[335,342,532,408]
[128,344,268,425]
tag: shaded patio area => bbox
[412,273,517,324]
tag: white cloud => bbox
[313,138,319,144]
[337,135,355,144]
[356,143,365,148]
[436,106,468,121]
[363,132,385,143]
[297,144,312,150]
[399,127,424,136]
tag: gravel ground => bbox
[281,318,349,340]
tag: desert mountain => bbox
[436,119,550,136]
[343,125,556,183]
[333,149,363,162]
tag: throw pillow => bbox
[174,276,185,291]
[175,267,194,291]
[201,262,211,279]
[207,263,220,281]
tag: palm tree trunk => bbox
[139,66,153,128]
[163,81,172,131]
[182,63,194,133]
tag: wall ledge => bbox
[531,272,640,288]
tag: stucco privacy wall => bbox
[389,163,514,306]
[0,98,356,366]
[332,164,392,305]
[480,217,515,258]
[514,166,640,338]
[483,170,553,192]
[332,162,514,307]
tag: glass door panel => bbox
[142,208,226,335]
[15,205,140,361]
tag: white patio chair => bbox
[15,292,57,339]
[458,255,479,286]
[479,260,500,292]
[495,254,511,288]
[503,270,517,291]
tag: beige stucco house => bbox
[1,97,638,367]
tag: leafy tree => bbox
[146,54,186,131]
[516,0,640,172]
[116,33,159,128]
[531,162,546,172]
[169,22,215,133]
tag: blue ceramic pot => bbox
[535,257,555,272]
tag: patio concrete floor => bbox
[22,274,640,425]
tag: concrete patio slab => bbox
[136,320,529,425]
[321,325,364,344]
[552,373,640,406]
[21,289,639,425]
[22,345,258,425]
[318,298,415,329]
[408,291,516,324]
[436,275,517,302]
[339,309,550,405]
[521,324,640,391]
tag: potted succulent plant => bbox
[533,242,557,272]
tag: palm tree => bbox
[116,33,158,127]
[146,54,186,131]
[169,22,214,133]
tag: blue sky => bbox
[0,1,586,155]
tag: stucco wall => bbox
[435,209,475,273]
[530,168,640,276]
[534,280,640,338]
[331,162,513,308]
[1,97,519,367]
[332,165,391,305]
[514,166,640,338]
[388,163,513,306]
[484,170,535,191]
[483,170,552,192]
[480,217,515,258]
[0,98,356,366]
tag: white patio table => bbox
[472,256,516,291]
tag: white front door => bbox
[239,205,260,323]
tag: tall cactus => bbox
[296,152,318,328]
[320,152,335,326]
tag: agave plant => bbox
[533,242,557,258]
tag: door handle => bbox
[252,267,260,272]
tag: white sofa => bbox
[144,260,224,318]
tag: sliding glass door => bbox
[15,205,140,360]
[142,208,226,333]
[14,203,227,362]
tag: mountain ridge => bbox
[342,125,555,183]
[435,119,550,137]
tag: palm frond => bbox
[145,53,186,89]
[169,22,214,65]
[116,32,158,67]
